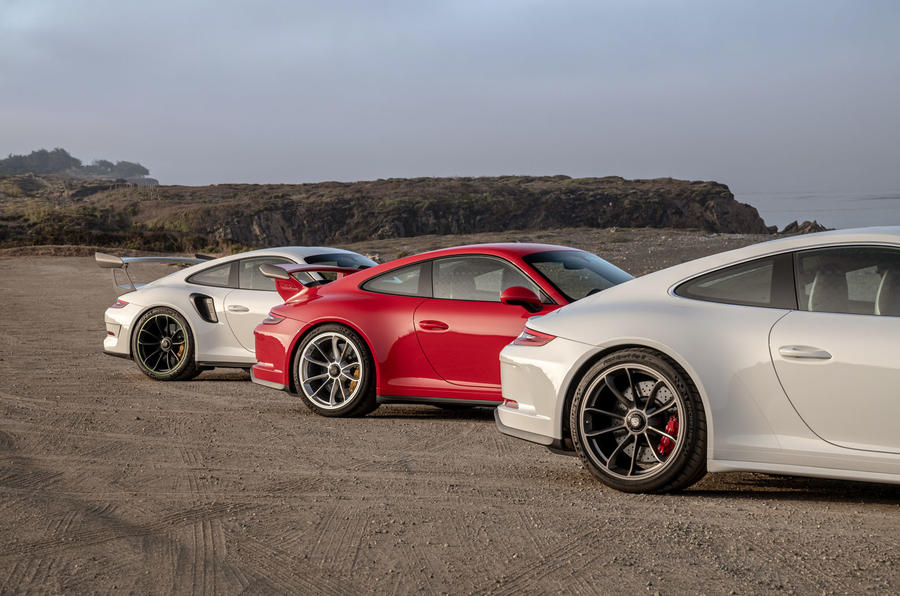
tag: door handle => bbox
[227,305,250,313]
[418,320,449,331]
[778,345,832,360]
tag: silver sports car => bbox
[99,246,375,380]
[495,227,900,492]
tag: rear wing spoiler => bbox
[259,263,366,301]
[95,252,211,293]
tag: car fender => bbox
[555,336,716,461]
[126,293,200,362]
[537,296,794,464]
[287,316,383,392]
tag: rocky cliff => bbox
[0,174,771,251]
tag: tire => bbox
[292,324,378,417]
[131,307,199,381]
[569,348,706,493]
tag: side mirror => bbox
[500,286,543,313]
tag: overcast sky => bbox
[2,0,899,195]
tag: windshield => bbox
[305,252,376,269]
[303,252,377,282]
[523,250,633,302]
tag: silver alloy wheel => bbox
[577,363,685,481]
[136,313,187,374]
[298,331,363,409]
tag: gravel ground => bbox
[0,231,898,594]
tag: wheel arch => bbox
[285,318,380,394]
[557,341,712,451]
[129,302,200,362]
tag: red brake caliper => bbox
[657,415,679,456]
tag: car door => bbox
[414,255,559,388]
[769,245,900,454]
[185,260,244,359]
[223,256,294,351]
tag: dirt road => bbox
[1,239,898,594]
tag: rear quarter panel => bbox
[275,289,484,398]
[534,295,818,464]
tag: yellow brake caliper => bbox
[348,367,360,393]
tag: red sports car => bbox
[250,244,632,417]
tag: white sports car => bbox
[99,247,376,380]
[495,227,900,492]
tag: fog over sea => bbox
[737,191,900,230]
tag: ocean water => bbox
[736,191,900,230]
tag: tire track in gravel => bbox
[0,461,63,491]
[483,525,648,596]
[315,508,369,575]
[0,389,219,417]
[224,533,363,595]
[0,418,308,459]
[0,502,247,559]
[159,382,296,410]
[0,428,16,451]
[712,528,857,594]
[44,509,79,538]
[173,414,236,596]
[396,539,441,594]
[350,422,480,473]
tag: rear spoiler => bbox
[95,252,209,293]
[259,263,366,301]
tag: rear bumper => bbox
[251,317,302,391]
[102,303,142,357]
[251,366,287,391]
[495,336,595,443]
[494,408,554,445]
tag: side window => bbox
[362,263,426,297]
[238,257,293,291]
[675,254,795,309]
[187,262,235,288]
[796,246,900,316]
[433,256,542,302]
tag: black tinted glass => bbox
[433,256,543,302]
[523,250,632,302]
[362,263,425,297]
[796,246,900,316]
[305,253,377,269]
[676,254,796,309]
[187,262,234,288]
[239,257,293,291]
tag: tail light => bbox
[512,327,555,347]
[110,299,128,309]
[262,314,285,325]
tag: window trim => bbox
[674,252,797,310]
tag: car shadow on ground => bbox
[189,370,253,382]
[687,472,900,504]
[368,404,496,421]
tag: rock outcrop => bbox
[779,220,831,235]
[0,175,771,251]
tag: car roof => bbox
[638,226,900,288]
[323,243,584,291]
[210,246,362,263]
[143,246,364,286]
